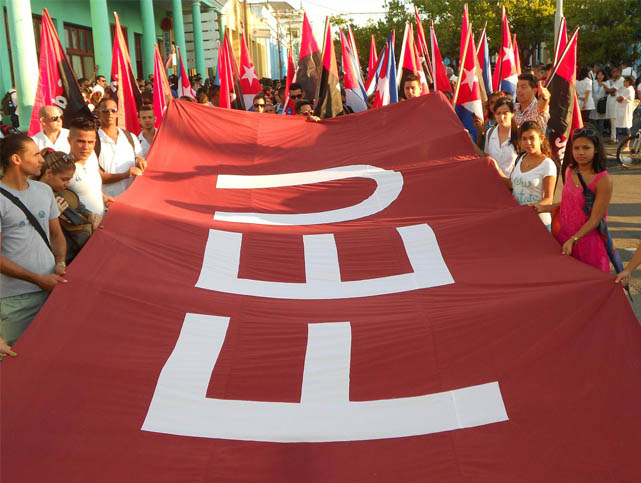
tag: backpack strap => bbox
[0,187,53,254]
[94,129,137,159]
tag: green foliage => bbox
[564,0,641,66]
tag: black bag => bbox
[596,97,607,114]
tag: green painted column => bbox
[6,0,38,130]
[172,0,187,69]
[0,4,13,97]
[90,0,112,79]
[127,28,138,79]
[53,17,67,53]
[214,7,224,43]
[192,1,205,76]
[140,0,156,78]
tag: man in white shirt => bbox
[95,99,147,198]
[31,105,70,153]
[68,117,113,216]
[137,105,157,157]
[92,75,108,96]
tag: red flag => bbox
[413,7,434,84]
[281,49,296,115]
[296,13,321,102]
[217,32,233,109]
[313,18,343,119]
[513,34,521,75]
[399,23,428,96]
[29,8,92,135]
[547,27,580,160]
[347,25,362,75]
[340,29,367,112]
[492,6,518,95]
[454,25,483,119]
[430,21,451,93]
[367,35,378,85]
[459,3,470,64]
[111,12,141,133]
[5,93,641,482]
[240,33,261,110]
[176,46,195,99]
[152,44,171,128]
[552,17,569,70]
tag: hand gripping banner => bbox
[3,95,641,482]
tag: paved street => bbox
[605,153,641,321]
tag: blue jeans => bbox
[616,127,630,141]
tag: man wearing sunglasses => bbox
[95,98,146,198]
[252,93,267,113]
[31,105,70,153]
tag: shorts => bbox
[0,291,49,345]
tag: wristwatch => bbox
[56,261,66,268]
[572,236,579,244]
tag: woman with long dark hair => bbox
[483,97,518,177]
[536,128,613,271]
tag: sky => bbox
[300,0,389,27]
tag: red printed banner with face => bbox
[3,94,641,482]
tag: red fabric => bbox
[413,7,433,79]
[152,45,171,128]
[3,94,641,482]
[455,27,481,113]
[28,9,61,135]
[400,24,428,95]
[217,32,233,109]
[430,22,451,93]
[240,33,261,109]
[492,7,517,92]
[29,9,91,135]
[111,12,141,134]
[340,30,358,90]
[513,34,521,75]
[459,4,469,64]
[282,49,296,115]
[367,35,378,86]
[299,13,319,59]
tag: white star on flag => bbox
[503,46,515,65]
[242,65,258,86]
[461,68,477,91]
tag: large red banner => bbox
[2,94,641,482]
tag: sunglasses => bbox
[290,94,302,99]
[63,154,75,162]
[574,127,599,138]
[302,110,312,117]
[253,103,265,109]
[101,108,118,114]
[46,116,61,122]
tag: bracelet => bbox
[56,261,66,268]
[572,236,579,244]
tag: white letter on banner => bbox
[142,314,509,442]
[214,165,403,226]
[196,224,454,299]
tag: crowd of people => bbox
[1,59,641,359]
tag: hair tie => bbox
[48,148,55,153]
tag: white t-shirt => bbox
[0,179,59,297]
[31,128,71,153]
[510,156,557,226]
[485,126,518,177]
[138,129,156,158]
[575,78,594,111]
[92,84,105,95]
[98,128,143,198]
[69,153,105,215]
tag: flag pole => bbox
[545,26,579,88]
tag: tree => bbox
[564,0,641,66]
[412,0,556,68]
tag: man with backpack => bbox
[95,98,147,198]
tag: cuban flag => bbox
[373,33,398,108]
[176,46,195,99]
[476,26,493,95]
[454,26,483,140]
[339,29,367,112]
[492,7,518,95]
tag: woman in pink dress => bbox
[536,128,613,272]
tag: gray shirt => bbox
[0,180,59,298]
